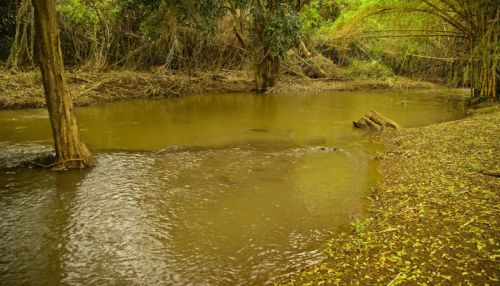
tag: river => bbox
[0,91,464,285]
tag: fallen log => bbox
[353,111,401,131]
[369,110,401,130]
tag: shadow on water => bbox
[0,168,89,285]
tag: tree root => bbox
[30,158,85,169]
[479,170,500,177]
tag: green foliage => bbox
[300,1,326,34]
[297,0,498,96]
[175,0,224,34]
[59,0,111,25]
[196,0,224,34]
[344,59,394,79]
[252,2,301,59]
[3,0,494,93]
[299,0,343,41]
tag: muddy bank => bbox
[0,69,255,109]
[271,75,439,92]
[279,106,499,285]
[0,68,442,109]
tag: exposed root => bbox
[479,170,500,177]
[30,158,86,169]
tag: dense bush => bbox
[343,59,393,79]
[3,0,497,99]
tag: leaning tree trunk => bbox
[32,0,94,169]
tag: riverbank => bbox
[0,69,254,109]
[0,68,440,109]
[279,106,499,284]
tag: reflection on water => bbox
[0,91,464,285]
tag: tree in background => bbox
[317,0,498,101]
[395,0,498,101]
[158,0,302,90]
[250,0,301,91]
[32,0,95,169]
[4,0,35,68]
[4,0,303,90]
[5,0,495,100]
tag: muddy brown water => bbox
[0,91,464,285]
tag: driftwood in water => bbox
[353,111,401,131]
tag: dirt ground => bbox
[0,69,254,109]
[271,75,437,92]
[0,68,440,109]
[278,106,500,285]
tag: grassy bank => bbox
[280,107,499,285]
[0,69,441,109]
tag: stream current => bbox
[0,91,464,285]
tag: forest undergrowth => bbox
[0,68,443,109]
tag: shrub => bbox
[343,59,394,79]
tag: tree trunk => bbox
[32,0,94,169]
[255,47,280,92]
